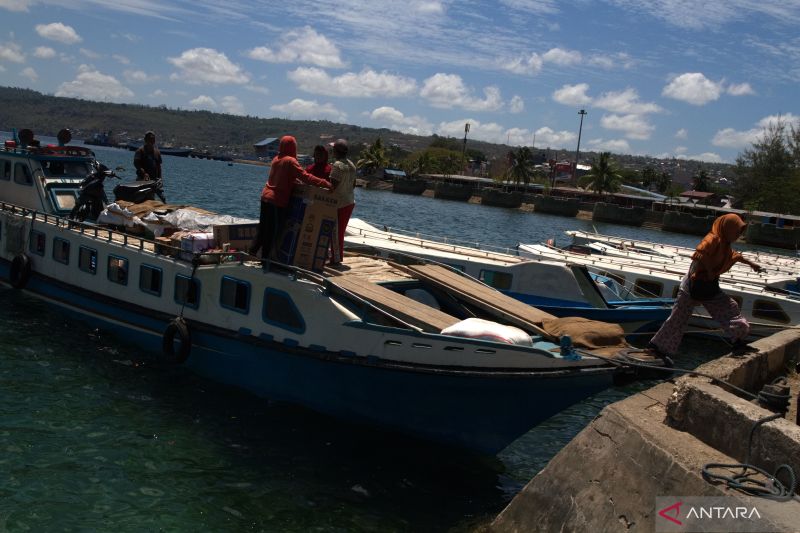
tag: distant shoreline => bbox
[233,159,269,167]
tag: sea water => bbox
[0,142,758,531]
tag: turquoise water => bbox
[0,142,744,531]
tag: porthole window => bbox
[262,288,305,333]
[14,163,32,185]
[220,276,250,314]
[752,300,790,324]
[107,255,128,285]
[139,265,162,296]
[478,269,513,290]
[175,274,200,309]
[29,230,46,256]
[633,278,663,297]
[78,246,97,274]
[53,237,70,264]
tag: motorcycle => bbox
[69,162,123,222]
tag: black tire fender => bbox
[162,317,191,364]
[10,254,31,289]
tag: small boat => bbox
[0,135,648,454]
[345,219,673,334]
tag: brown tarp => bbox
[540,317,627,349]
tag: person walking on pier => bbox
[250,135,331,260]
[648,213,762,359]
[133,131,166,202]
[328,139,357,265]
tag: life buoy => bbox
[162,317,191,364]
[9,254,31,289]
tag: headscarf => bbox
[277,135,297,159]
[691,213,746,280]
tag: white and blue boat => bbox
[345,219,673,334]
[0,136,646,454]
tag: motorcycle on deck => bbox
[68,162,123,222]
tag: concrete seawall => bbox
[491,330,800,532]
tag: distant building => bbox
[253,137,280,160]
[680,190,721,206]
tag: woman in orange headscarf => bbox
[250,136,331,259]
[648,214,761,359]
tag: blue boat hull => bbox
[4,264,616,454]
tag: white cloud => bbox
[149,89,167,98]
[420,73,503,111]
[0,42,25,63]
[221,95,245,115]
[605,0,800,30]
[0,0,32,11]
[727,82,755,96]
[712,113,800,148]
[20,66,37,81]
[415,0,444,14]
[288,67,417,98]
[79,48,100,59]
[112,54,130,65]
[244,84,270,95]
[124,69,159,83]
[542,47,582,65]
[593,88,662,114]
[600,113,654,140]
[168,48,250,85]
[55,66,134,102]
[437,118,505,144]
[246,26,344,68]
[662,72,722,105]
[189,95,217,110]
[533,126,576,148]
[369,106,433,136]
[675,128,688,139]
[586,138,631,153]
[504,53,543,75]
[509,95,524,114]
[33,46,56,59]
[675,146,687,154]
[552,83,592,105]
[678,152,723,163]
[270,98,347,122]
[35,22,82,45]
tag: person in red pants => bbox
[328,139,357,264]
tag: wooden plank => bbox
[329,274,459,332]
[406,264,557,336]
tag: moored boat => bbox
[0,136,646,454]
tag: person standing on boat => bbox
[133,131,166,202]
[328,139,357,265]
[306,145,331,179]
[250,135,331,260]
[648,213,762,359]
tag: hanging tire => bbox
[162,317,191,364]
[9,254,31,289]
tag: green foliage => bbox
[732,120,800,214]
[640,166,658,189]
[579,152,622,195]
[402,147,463,176]
[356,137,390,176]
[506,147,536,185]
[692,169,711,192]
[654,171,672,194]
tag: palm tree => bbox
[692,169,711,192]
[507,146,535,186]
[579,152,621,195]
[357,137,389,177]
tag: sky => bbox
[1,0,799,163]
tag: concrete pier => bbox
[491,330,800,532]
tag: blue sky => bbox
[1,0,799,163]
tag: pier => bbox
[490,329,800,532]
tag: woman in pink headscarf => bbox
[250,136,331,259]
[648,214,761,360]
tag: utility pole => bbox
[462,122,470,175]
[573,109,587,183]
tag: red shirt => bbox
[261,136,330,207]
[306,162,332,179]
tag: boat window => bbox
[79,246,97,274]
[598,270,625,285]
[262,288,305,333]
[29,230,46,256]
[49,188,78,212]
[752,300,790,324]
[633,278,663,297]
[174,274,200,309]
[14,163,32,185]
[443,263,465,272]
[107,255,128,285]
[220,276,250,314]
[139,265,162,296]
[52,237,70,264]
[478,269,513,290]
[0,160,9,181]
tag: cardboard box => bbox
[213,223,259,252]
[274,185,339,272]
[155,236,174,256]
[179,232,215,261]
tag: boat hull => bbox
[2,262,615,454]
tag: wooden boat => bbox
[0,137,647,454]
